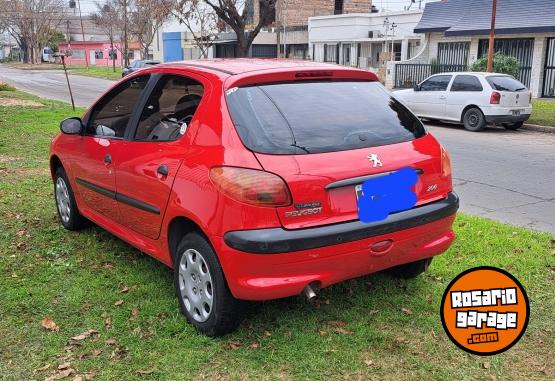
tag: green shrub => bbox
[470,52,520,77]
[0,82,16,91]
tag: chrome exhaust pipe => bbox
[303,284,318,302]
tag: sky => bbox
[77,0,431,15]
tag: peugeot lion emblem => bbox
[368,153,383,168]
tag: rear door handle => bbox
[157,164,169,176]
[104,154,112,164]
[439,96,446,100]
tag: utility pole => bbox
[276,1,281,58]
[283,0,288,58]
[76,0,88,69]
[486,0,497,72]
[390,22,397,60]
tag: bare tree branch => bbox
[170,0,219,58]
[0,0,67,63]
[203,0,275,57]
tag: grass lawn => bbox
[66,65,122,81]
[6,62,122,81]
[529,100,555,127]
[0,90,554,381]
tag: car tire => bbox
[462,108,486,132]
[174,232,244,336]
[54,166,90,230]
[385,258,432,279]
[503,121,524,130]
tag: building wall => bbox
[273,0,372,27]
[309,10,423,43]
[58,42,141,67]
[387,32,555,97]
[344,0,373,13]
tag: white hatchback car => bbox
[395,72,532,132]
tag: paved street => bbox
[429,123,554,234]
[1,65,553,234]
[0,65,113,107]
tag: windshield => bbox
[225,81,426,155]
[486,76,527,92]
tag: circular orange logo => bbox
[440,266,529,356]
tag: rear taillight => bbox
[209,166,292,207]
[490,91,501,104]
[441,146,452,179]
[529,92,532,103]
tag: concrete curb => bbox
[522,123,555,133]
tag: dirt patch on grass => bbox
[0,155,20,163]
[0,97,43,107]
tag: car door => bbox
[445,74,484,121]
[71,75,150,222]
[114,73,207,239]
[411,74,453,118]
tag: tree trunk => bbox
[21,40,29,63]
[111,40,116,72]
[236,33,250,58]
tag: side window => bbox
[87,75,149,138]
[134,75,204,142]
[451,75,483,92]
[420,75,452,91]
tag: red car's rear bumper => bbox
[214,193,458,300]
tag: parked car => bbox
[122,60,160,77]
[41,47,55,63]
[395,72,532,131]
[50,60,458,336]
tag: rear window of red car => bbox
[225,81,426,155]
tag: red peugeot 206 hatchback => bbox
[50,59,458,336]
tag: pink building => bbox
[57,41,142,67]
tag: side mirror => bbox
[413,84,421,91]
[60,117,82,134]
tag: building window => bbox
[323,44,338,63]
[71,49,85,59]
[95,50,103,59]
[437,42,469,65]
[334,0,344,14]
[108,49,117,60]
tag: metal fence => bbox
[394,64,467,88]
[478,38,534,88]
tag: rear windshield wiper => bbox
[291,144,311,153]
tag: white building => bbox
[386,0,555,98]
[308,10,424,72]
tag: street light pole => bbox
[486,0,497,72]
[76,0,89,69]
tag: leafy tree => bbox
[470,53,520,78]
[43,29,66,52]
